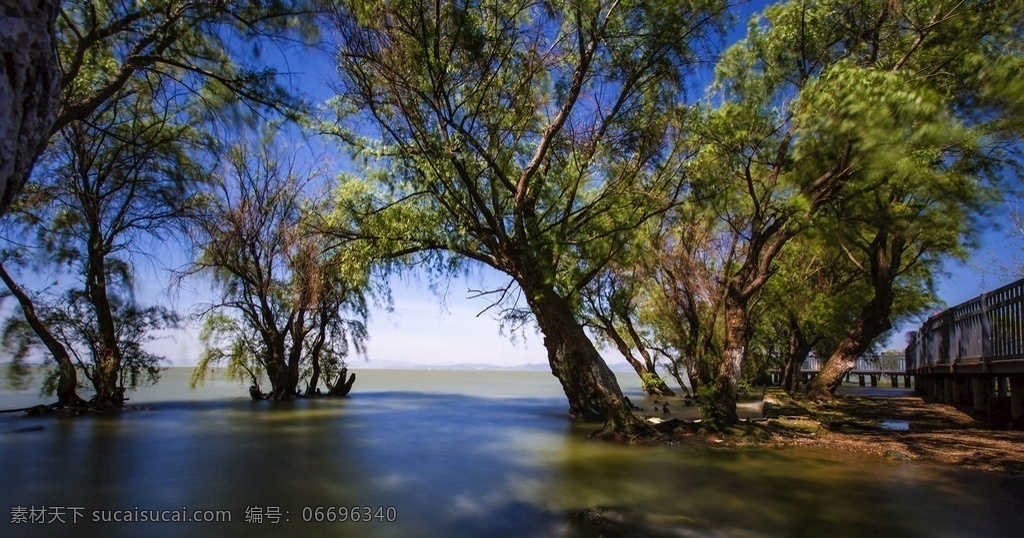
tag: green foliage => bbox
[323,0,728,309]
[696,384,732,431]
[639,371,662,393]
[661,0,1024,392]
[53,0,316,133]
[1,286,178,396]
[0,50,203,401]
[187,135,372,398]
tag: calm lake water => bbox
[1,368,1023,537]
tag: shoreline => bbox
[6,374,1023,474]
[709,387,1024,474]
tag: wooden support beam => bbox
[972,377,992,415]
[1010,376,1024,424]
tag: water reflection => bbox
[879,420,911,431]
[1,376,1023,537]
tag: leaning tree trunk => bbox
[803,296,893,400]
[623,317,675,397]
[599,319,674,397]
[804,233,902,400]
[0,0,60,217]
[519,274,655,439]
[0,263,83,406]
[663,357,692,396]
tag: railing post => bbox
[980,292,991,368]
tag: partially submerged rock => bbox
[565,506,701,538]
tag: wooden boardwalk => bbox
[905,278,1024,426]
[770,359,913,389]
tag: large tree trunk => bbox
[518,272,655,438]
[266,331,294,400]
[0,263,83,406]
[286,310,306,396]
[259,327,288,399]
[0,0,60,217]
[305,312,328,396]
[704,291,747,428]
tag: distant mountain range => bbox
[348,359,639,373]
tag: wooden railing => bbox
[799,356,904,372]
[906,277,1024,374]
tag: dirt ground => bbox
[753,388,1024,474]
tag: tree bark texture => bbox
[85,238,124,407]
[518,271,653,437]
[705,292,747,427]
[0,0,59,216]
[305,314,328,396]
[265,330,295,400]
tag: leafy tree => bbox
[323,0,726,437]
[794,0,1024,398]
[2,0,312,219]
[685,0,1023,423]
[186,137,371,400]
[0,72,199,407]
[2,285,178,405]
[581,256,676,398]
[755,238,863,392]
[0,0,319,408]
[52,0,312,133]
[0,263,81,405]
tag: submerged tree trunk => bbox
[261,329,292,400]
[0,263,83,406]
[329,366,356,397]
[518,273,655,438]
[85,239,124,407]
[0,0,60,217]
